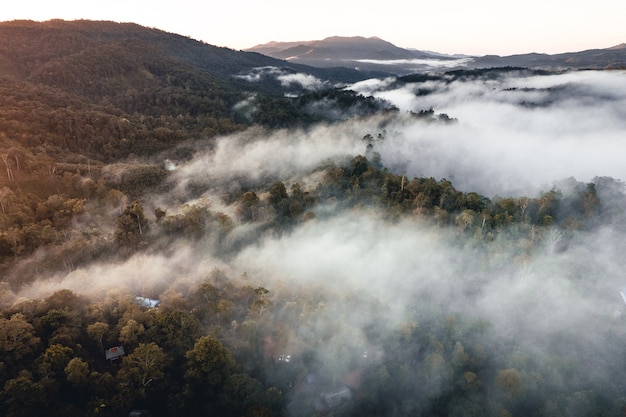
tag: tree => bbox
[216,299,235,326]
[250,287,271,318]
[118,319,145,348]
[220,373,265,416]
[64,357,89,387]
[237,191,260,222]
[184,336,236,400]
[0,186,15,214]
[0,371,47,417]
[3,227,23,259]
[146,309,200,358]
[0,313,41,367]
[1,153,15,182]
[581,183,600,218]
[43,289,85,312]
[495,368,524,399]
[434,206,449,227]
[455,209,476,232]
[36,343,73,381]
[268,181,289,220]
[537,188,561,222]
[35,308,81,347]
[117,342,167,398]
[87,321,109,353]
[268,182,288,206]
[115,201,148,248]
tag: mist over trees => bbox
[2,20,626,417]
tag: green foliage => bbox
[115,201,149,249]
[0,314,41,366]
[0,371,47,417]
[64,357,89,387]
[118,342,167,394]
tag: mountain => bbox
[471,44,626,70]
[248,36,626,74]
[246,36,456,74]
[248,36,437,60]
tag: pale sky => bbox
[1,0,624,56]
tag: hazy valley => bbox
[1,19,626,417]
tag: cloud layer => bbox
[352,70,626,196]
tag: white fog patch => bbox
[230,210,626,345]
[232,212,464,321]
[356,57,473,68]
[17,244,230,300]
[234,66,333,91]
[365,71,626,196]
[276,72,329,90]
[348,77,396,96]
[170,118,384,197]
[232,66,281,82]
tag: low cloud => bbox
[356,57,473,69]
[234,66,333,91]
[169,119,380,197]
[351,70,626,196]
[276,72,329,90]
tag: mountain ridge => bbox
[248,36,626,73]
[247,35,443,64]
[0,19,380,86]
[0,19,392,164]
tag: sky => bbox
[1,0,624,56]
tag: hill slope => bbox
[0,20,386,161]
[0,19,395,270]
[0,20,373,87]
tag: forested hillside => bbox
[0,20,379,158]
[2,20,626,417]
[0,19,389,273]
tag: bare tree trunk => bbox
[1,154,14,181]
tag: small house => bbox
[105,345,125,362]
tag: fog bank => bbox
[354,70,626,196]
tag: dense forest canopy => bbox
[1,19,626,417]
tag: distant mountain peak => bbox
[245,36,443,72]
[321,35,382,41]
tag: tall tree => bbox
[117,342,167,402]
[184,335,236,409]
[0,313,41,368]
[115,201,148,248]
[87,322,109,354]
